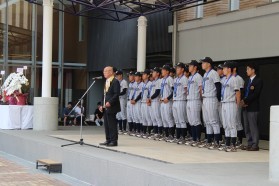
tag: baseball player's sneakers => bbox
[177,137,186,145]
[160,136,168,142]
[131,132,138,137]
[148,134,156,140]
[166,136,174,142]
[123,131,129,135]
[218,146,229,151]
[185,140,194,146]
[191,141,202,147]
[168,137,178,143]
[155,135,163,141]
[142,134,150,139]
[118,130,123,135]
[198,142,208,148]
[225,146,237,152]
[208,143,220,150]
[235,143,244,149]
[185,136,192,142]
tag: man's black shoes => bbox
[99,141,109,146]
[107,142,118,147]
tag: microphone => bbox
[92,76,103,80]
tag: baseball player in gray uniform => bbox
[232,62,245,148]
[219,61,241,152]
[185,60,203,147]
[130,72,143,136]
[125,71,135,135]
[170,63,188,144]
[140,69,153,138]
[184,65,192,139]
[160,65,175,141]
[147,67,163,140]
[217,64,225,125]
[116,70,128,134]
[200,57,222,149]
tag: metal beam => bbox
[25,0,221,21]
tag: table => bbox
[0,105,33,129]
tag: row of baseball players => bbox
[115,57,255,152]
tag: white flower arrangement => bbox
[1,72,29,96]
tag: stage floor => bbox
[50,126,269,164]
[0,126,275,186]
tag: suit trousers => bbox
[104,110,118,143]
[243,110,259,148]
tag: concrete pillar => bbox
[33,97,58,131]
[42,0,53,97]
[33,0,58,131]
[137,16,147,72]
[270,106,279,182]
[172,12,177,67]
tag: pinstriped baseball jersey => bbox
[119,79,128,99]
[128,82,135,100]
[131,82,143,100]
[235,74,244,89]
[202,69,220,97]
[149,78,161,101]
[221,75,239,102]
[173,75,188,101]
[141,81,152,102]
[187,73,203,100]
[160,76,174,99]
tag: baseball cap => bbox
[134,72,142,76]
[165,63,173,68]
[184,64,189,72]
[175,62,185,69]
[153,67,161,73]
[217,64,223,69]
[200,57,213,65]
[188,60,199,67]
[223,61,234,68]
[162,65,171,71]
[115,70,123,75]
[127,71,135,76]
[231,61,239,69]
[170,67,176,73]
[143,69,151,75]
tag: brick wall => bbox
[177,0,270,24]
[240,0,269,10]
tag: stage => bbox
[0,126,276,186]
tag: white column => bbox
[33,0,58,131]
[42,0,53,97]
[270,106,279,182]
[172,12,177,67]
[137,16,147,72]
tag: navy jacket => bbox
[104,78,121,114]
[243,76,263,112]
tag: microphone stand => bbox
[61,80,97,147]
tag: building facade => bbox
[0,0,87,116]
[173,0,279,139]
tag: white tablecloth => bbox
[0,105,33,129]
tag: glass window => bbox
[0,0,7,62]
[196,1,203,18]
[230,0,239,11]
[7,0,33,61]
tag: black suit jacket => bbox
[104,78,121,114]
[243,76,263,112]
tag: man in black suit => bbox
[240,63,263,151]
[100,66,121,147]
